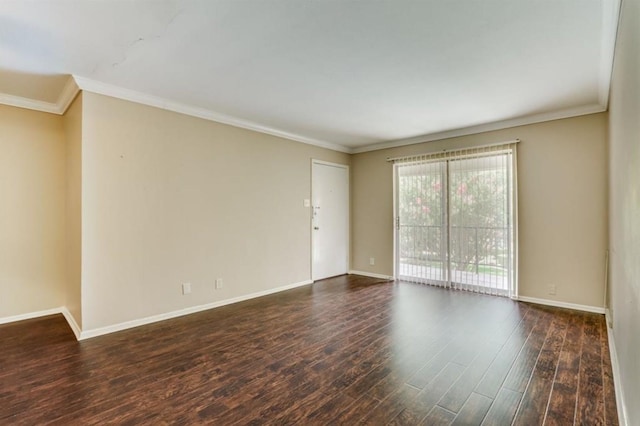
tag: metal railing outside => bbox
[398,224,510,291]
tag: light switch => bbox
[303,199,311,207]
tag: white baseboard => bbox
[348,270,395,281]
[606,309,628,426]
[0,307,64,325]
[79,279,313,340]
[0,307,81,341]
[61,307,82,340]
[516,296,605,314]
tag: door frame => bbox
[311,159,350,281]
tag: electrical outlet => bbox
[182,282,191,295]
[215,278,223,290]
[369,257,375,266]
[548,284,556,295]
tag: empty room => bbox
[1,0,638,424]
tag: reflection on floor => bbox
[0,275,617,424]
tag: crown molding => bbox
[56,76,80,114]
[72,75,351,154]
[0,76,79,115]
[351,103,607,154]
[0,77,609,156]
[599,0,622,109]
[0,92,61,114]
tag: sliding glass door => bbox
[395,149,515,297]
[397,161,448,284]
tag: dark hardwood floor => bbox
[0,275,617,425]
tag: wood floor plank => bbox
[330,393,381,424]
[0,276,618,425]
[451,392,493,425]
[303,391,357,423]
[513,317,567,425]
[543,312,584,425]
[406,295,513,391]
[421,406,456,426]
[475,307,540,398]
[406,337,467,390]
[343,363,393,400]
[502,307,552,393]
[360,383,421,425]
[389,362,466,425]
[481,387,522,425]
[258,328,404,424]
[213,326,394,422]
[437,341,503,414]
[575,313,606,425]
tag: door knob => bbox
[314,227,320,230]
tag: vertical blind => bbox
[391,141,518,298]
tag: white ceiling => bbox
[0,0,620,152]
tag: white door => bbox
[312,160,349,281]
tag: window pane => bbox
[397,161,447,284]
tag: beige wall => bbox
[0,72,614,350]
[0,105,67,318]
[352,113,608,308]
[608,0,640,422]
[80,93,349,330]
[63,94,83,328]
